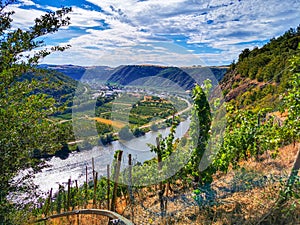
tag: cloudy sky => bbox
[6,0,300,67]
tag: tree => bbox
[118,125,134,140]
[188,84,212,183]
[282,49,300,144]
[0,1,71,223]
[150,123,159,131]
[238,48,250,62]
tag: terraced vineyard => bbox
[94,94,189,129]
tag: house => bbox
[144,96,152,101]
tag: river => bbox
[33,119,191,193]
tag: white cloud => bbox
[46,6,109,28]
[20,0,37,6]
[6,7,44,28]
[10,0,300,66]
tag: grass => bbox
[91,117,125,129]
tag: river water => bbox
[33,119,191,193]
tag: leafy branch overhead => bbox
[0,1,72,224]
[0,4,71,71]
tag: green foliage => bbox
[0,1,71,223]
[94,94,184,131]
[213,31,300,191]
[107,65,198,90]
[222,26,300,111]
[127,119,183,186]
[149,118,180,160]
[235,26,300,84]
[150,123,159,131]
[21,70,79,107]
[281,50,300,143]
[99,133,115,145]
[188,84,212,184]
[96,121,113,135]
[132,127,145,137]
[214,105,283,171]
[118,125,134,140]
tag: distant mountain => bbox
[107,65,228,90]
[81,66,114,82]
[107,65,164,84]
[39,64,113,81]
[181,66,228,86]
[39,64,228,90]
[39,64,86,80]
[107,65,192,90]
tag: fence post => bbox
[93,172,98,207]
[92,157,95,181]
[44,188,52,218]
[111,150,123,212]
[107,164,110,210]
[67,179,71,223]
[156,137,166,220]
[67,178,71,210]
[85,166,88,207]
[128,154,134,222]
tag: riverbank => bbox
[31,118,191,193]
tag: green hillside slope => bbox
[107,65,227,90]
[221,25,300,111]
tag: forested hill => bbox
[39,64,114,81]
[220,25,300,110]
[21,69,83,107]
[107,65,197,90]
[107,65,227,90]
[40,64,227,90]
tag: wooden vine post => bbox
[44,188,53,218]
[67,178,71,223]
[85,166,88,207]
[156,137,166,219]
[93,172,98,207]
[278,144,300,205]
[128,154,134,222]
[67,178,71,211]
[92,157,95,181]
[75,180,80,225]
[111,150,123,212]
[107,164,110,210]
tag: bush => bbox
[118,126,134,140]
[150,123,159,131]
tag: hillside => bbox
[40,64,113,81]
[107,65,194,90]
[220,25,300,110]
[40,64,227,90]
[182,66,228,85]
[39,64,86,80]
[21,69,83,107]
[107,65,227,90]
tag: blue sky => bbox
[6,0,300,67]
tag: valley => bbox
[1,8,300,224]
